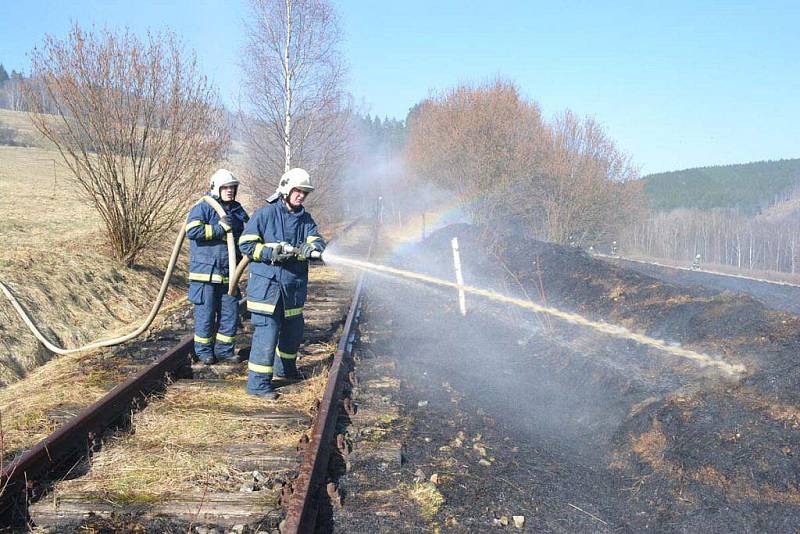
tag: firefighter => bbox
[238,168,326,399]
[186,169,249,364]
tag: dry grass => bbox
[630,421,669,471]
[0,297,190,463]
[405,481,445,520]
[690,467,800,506]
[0,351,115,460]
[0,261,342,472]
[0,109,52,148]
[0,111,191,385]
[52,361,330,499]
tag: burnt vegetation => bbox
[344,223,800,531]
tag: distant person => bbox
[692,254,702,270]
[238,168,326,400]
[186,169,249,364]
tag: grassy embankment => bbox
[0,109,196,385]
[0,109,204,462]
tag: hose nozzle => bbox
[283,244,323,261]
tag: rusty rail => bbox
[0,334,193,520]
[282,227,376,533]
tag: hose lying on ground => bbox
[0,196,237,355]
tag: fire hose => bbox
[0,196,239,355]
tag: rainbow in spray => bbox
[383,197,477,255]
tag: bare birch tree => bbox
[242,0,348,210]
[25,24,229,266]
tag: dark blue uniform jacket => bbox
[238,200,325,316]
[186,195,249,284]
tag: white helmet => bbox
[209,168,239,198]
[277,168,314,197]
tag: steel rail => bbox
[0,334,193,520]
[282,226,376,533]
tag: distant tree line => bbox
[356,114,406,156]
[643,159,800,214]
[624,208,800,274]
[626,159,800,275]
[0,64,29,111]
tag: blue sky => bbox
[0,0,797,174]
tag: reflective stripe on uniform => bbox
[306,235,321,243]
[276,347,297,360]
[284,306,303,318]
[248,362,273,374]
[194,334,213,344]
[186,220,203,231]
[204,224,213,240]
[239,234,262,245]
[216,332,235,343]
[247,300,276,314]
[254,243,266,261]
[188,272,229,283]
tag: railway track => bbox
[0,222,373,533]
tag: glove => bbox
[218,215,232,233]
[297,242,318,261]
[270,242,295,263]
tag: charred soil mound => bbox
[412,224,800,530]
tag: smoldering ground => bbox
[328,226,731,455]
[325,222,800,531]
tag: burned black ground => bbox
[332,223,800,532]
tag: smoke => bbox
[325,222,744,458]
[325,112,745,458]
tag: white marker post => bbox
[451,237,467,316]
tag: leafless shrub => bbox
[241,0,349,214]
[540,110,642,244]
[25,23,229,266]
[406,80,548,225]
[405,80,644,244]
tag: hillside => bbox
[643,158,800,214]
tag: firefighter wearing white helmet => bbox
[185,168,249,364]
[239,168,326,399]
[210,168,240,198]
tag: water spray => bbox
[324,253,746,377]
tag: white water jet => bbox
[324,252,747,377]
